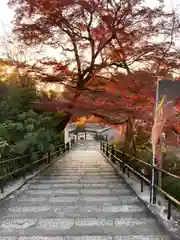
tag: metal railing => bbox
[100,142,180,220]
[0,140,74,193]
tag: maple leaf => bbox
[8,0,180,136]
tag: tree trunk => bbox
[56,113,71,133]
[124,116,136,156]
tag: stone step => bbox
[47,167,113,169]
[48,165,113,167]
[28,183,128,190]
[45,166,114,168]
[64,168,115,170]
[15,196,141,206]
[5,204,146,213]
[41,173,118,176]
[43,172,116,175]
[37,176,120,180]
[44,170,115,173]
[45,168,114,170]
[29,179,124,184]
[0,218,164,236]
[29,179,123,184]
[1,204,150,219]
[24,189,133,197]
[0,211,153,219]
[19,196,137,205]
[41,172,116,178]
[49,164,112,166]
[0,236,170,240]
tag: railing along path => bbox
[100,141,180,220]
[0,140,75,193]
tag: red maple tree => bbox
[8,0,180,136]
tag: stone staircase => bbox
[0,141,170,239]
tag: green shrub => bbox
[0,84,64,185]
[113,138,180,202]
[162,177,180,202]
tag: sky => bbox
[0,0,179,58]
[0,0,14,33]
[0,0,179,34]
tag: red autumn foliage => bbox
[8,0,180,133]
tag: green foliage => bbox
[135,126,150,148]
[0,83,64,183]
[162,152,180,175]
[0,109,62,158]
[162,177,180,204]
[113,128,180,202]
[0,86,37,121]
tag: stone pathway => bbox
[0,141,170,239]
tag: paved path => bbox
[0,141,170,239]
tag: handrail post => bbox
[167,200,172,220]
[0,179,3,193]
[22,156,26,179]
[122,152,126,174]
[111,145,115,163]
[153,167,158,204]
[150,162,154,204]
[0,160,4,193]
[66,142,70,151]
[127,167,130,177]
[100,142,102,151]
[63,144,65,153]
[70,139,73,147]
[106,144,109,157]
[48,152,51,163]
[141,179,144,192]
[102,142,105,152]
[151,164,158,205]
